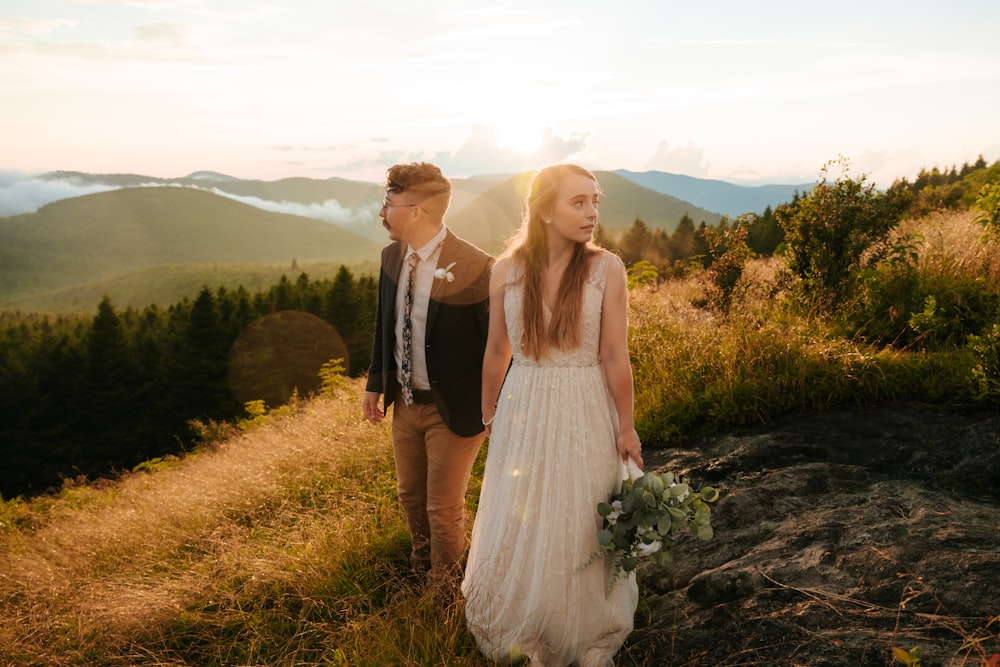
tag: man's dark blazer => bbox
[366,228,494,437]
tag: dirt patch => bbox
[621,404,1000,667]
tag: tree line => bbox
[0,267,376,499]
[597,206,785,279]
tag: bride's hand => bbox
[482,406,496,437]
[617,428,643,469]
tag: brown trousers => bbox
[391,401,484,582]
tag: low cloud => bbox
[0,170,118,216]
[537,127,590,164]
[645,140,710,176]
[203,188,379,230]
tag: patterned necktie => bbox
[400,251,420,405]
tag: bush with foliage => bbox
[777,158,912,312]
[701,215,753,314]
[844,263,1000,351]
[974,181,1000,232]
[969,323,1000,400]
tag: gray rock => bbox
[621,404,1000,667]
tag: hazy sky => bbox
[2,0,999,187]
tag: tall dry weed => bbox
[0,380,407,665]
[897,209,1000,287]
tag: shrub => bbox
[969,323,1000,400]
[777,157,911,312]
[974,182,1000,233]
[701,215,753,315]
[844,266,1000,351]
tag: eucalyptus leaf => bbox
[699,486,720,503]
[669,484,690,499]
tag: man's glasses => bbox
[382,198,418,209]
[381,181,427,211]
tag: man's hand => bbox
[363,392,385,424]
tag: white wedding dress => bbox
[462,253,638,667]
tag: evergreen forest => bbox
[0,268,376,499]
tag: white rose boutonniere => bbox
[434,261,457,283]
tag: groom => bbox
[363,162,493,588]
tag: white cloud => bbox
[132,21,195,45]
[0,171,118,216]
[646,141,711,177]
[202,188,378,231]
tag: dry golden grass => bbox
[896,208,1000,287]
[0,379,427,665]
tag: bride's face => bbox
[545,174,600,245]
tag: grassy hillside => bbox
[0,383,454,666]
[0,187,381,298]
[448,170,723,254]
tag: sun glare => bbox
[497,125,544,155]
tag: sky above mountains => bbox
[2,0,999,189]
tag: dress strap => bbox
[505,261,523,286]
[587,252,614,293]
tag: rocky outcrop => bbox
[625,404,1000,667]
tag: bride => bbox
[462,164,643,666]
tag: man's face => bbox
[379,189,420,242]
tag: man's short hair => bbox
[385,162,452,219]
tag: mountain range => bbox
[0,169,809,313]
[614,170,812,217]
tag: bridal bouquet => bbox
[596,462,719,588]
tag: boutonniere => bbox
[434,261,457,283]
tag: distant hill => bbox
[0,186,380,300]
[615,169,813,217]
[1,169,729,310]
[448,170,723,254]
[42,170,382,206]
[42,169,501,207]
[34,169,808,223]
[38,171,502,243]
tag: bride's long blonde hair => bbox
[505,164,602,360]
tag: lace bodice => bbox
[505,253,612,367]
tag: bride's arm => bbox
[599,255,644,468]
[481,256,513,435]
